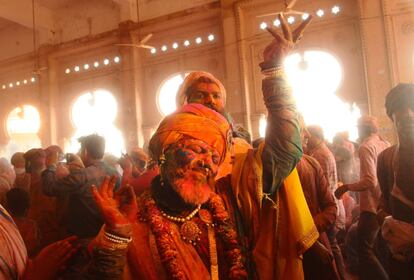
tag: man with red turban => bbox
[88,14,317,280]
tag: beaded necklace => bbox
[160,204,202,245]
[139,190,247,280]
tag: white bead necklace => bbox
[160,204,202,223]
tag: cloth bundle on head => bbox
[385,83,414,119]
[149,103,231,164]
[176,71,227,108]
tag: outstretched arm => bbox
[85,177,138,279]
[261,14,312,194]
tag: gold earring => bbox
[158,154,166,166]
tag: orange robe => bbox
[120,146,317,280]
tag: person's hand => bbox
[335,184,349,199]
[92,176,137,232]
[25,236,78,280]
[308,240,333,264]
[261,13,312,69]
[118,155,133,171]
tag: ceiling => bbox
[0,0,217,61]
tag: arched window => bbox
[157,72,189,116]
[4,105,41,157]
[260,50,360,141]
[68,89,125,157]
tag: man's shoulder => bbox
[359,135,387,154]
[378,145,397,168]
[298,155,324,177]
[82,161,116,178]
[379,145,396,158]
[301,154,321,169]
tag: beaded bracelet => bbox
[104,231,132,243]
[100,235,130,250]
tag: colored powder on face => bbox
[174,148,194,166]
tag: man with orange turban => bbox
[88,14,317,280]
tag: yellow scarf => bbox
[231,144,318,280]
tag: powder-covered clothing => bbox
[86,75,318,280]
[308,142,346,228]
[0,205,27,280]
[42,161,119,238]
[347,134,389,213]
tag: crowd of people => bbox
[0,14,413,280]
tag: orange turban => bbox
[176,71,227,108]
[149,104,231,164]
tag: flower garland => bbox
[140,191,247,280]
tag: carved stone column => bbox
[37,44,55,147]
[221,0,252,133]
[357,0,394,140]
[118,21,145,150]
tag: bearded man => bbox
[176,71,252,179]
[88,14,317,280]
[377,83,414,279]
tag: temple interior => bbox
[0,0,411,155]
[0,1,414,279]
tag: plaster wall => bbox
[54,0,120,43]
[139,0,218,21]
[0,24,34,61]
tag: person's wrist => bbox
[261,67,286,80]
[104,224,132,239]
[259,59,283,71]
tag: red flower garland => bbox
[140,191,247,280]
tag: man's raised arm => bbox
[260,14,312,194]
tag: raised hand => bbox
[261,13,312,69]
[118,154,133,171]
[92,176,138,231]
[25,236,78,280]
